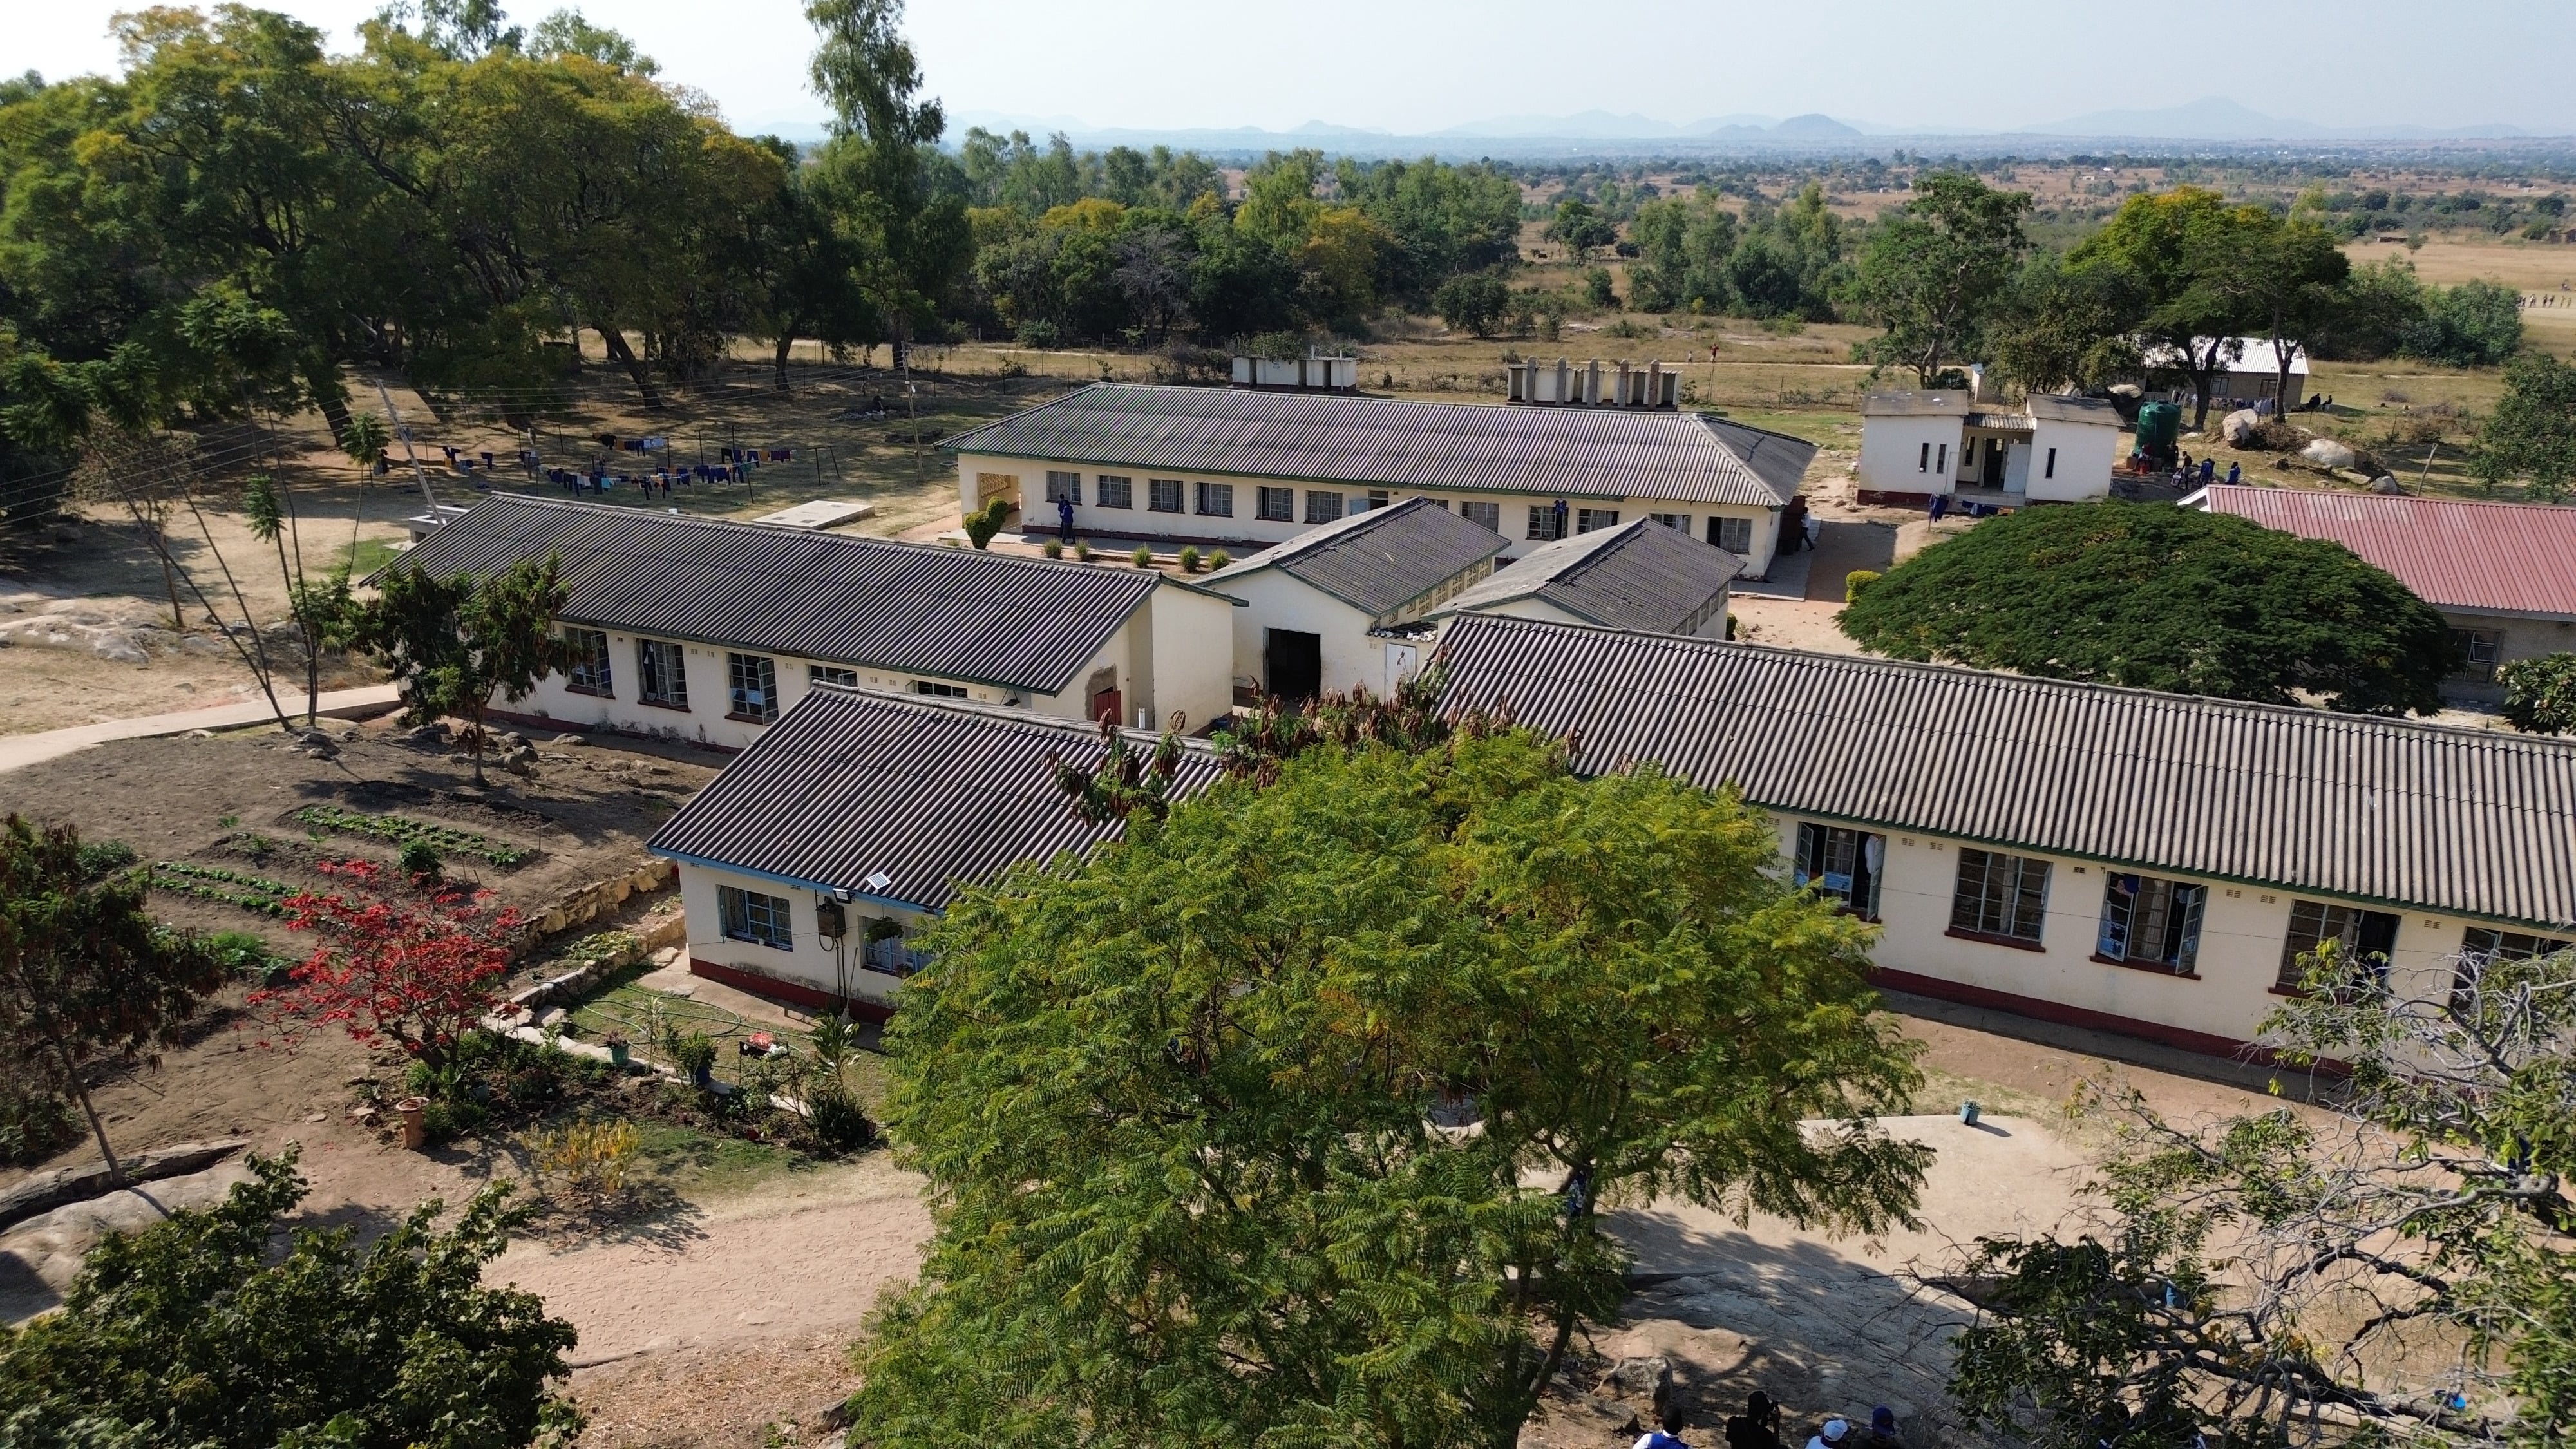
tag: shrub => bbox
[963,497,1012,551]
[1178,545,1202,573]
[673,1032,718,1081]
[534,1117,641,1208]
[2500,652,2576,735]
[1013,318,1059,349]
[1132,545,1155,567]
[399,838,442,879]
[1843,569,1882,603]
[1074,540,1092,561]
[75,839,139,880]
[1041,539,1063,560]
[1207,549,1231,571]
[805,1081,875,1150]
[0,1079,81,1166]
[205,929,276,978]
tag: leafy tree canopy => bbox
[1838,503,2459,715]
[0,1149,582,1449]
[2500,651,2576,735]
[1849,170,2033,386]
[849,728,1929,1447]
[2475,350,2576,502]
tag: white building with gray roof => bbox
[1435,516,1741,639]
[943,382,1817,578]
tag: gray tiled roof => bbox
[1202,497,1506,616]
[1437,614,2576,929]
[397,493,1164,695]
[1437,519,1739,635]
[648,687,1224,911]
[943,383,1814,507]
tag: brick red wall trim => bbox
[484,706,743,754]
[1867,965,2268,1063]
[690,956,893,1023]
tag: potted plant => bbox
[603,1032,630,1068]
[674,1031,718,1089]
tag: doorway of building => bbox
[1085,667,1123,726]
[1265,629,1322,703]
[1980,437,2007,487]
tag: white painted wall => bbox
[1768,814,2490,1052]
[674,862,927,1014]
[1857,414,1964,497]
[1202,569,1383,698]
[1146,585,1240,730]
[2027,419,2122,502]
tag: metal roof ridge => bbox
[806,681,1225,756]
[463,490,1146,577]
[2208,482,2576,516]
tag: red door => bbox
[1091,688,1124,726]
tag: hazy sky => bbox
[10,0,2574,136]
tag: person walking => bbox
[1725,1393,1785,1449]
[1806,1417,1852,1449]
[1635,1405,1693,1449]
[2200,457,2216,486]
[2226,461,2241,484]
[1802,512,1822,553]
[1857,1406,1902,1449]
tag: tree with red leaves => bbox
[250,858,525,1074]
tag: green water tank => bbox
[2134,401,2182,455]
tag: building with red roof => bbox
[2188,484,2576,704]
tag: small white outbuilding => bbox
[1856,391,2124,507]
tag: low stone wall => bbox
[0,1139,250,1233]
[507,858,677,961]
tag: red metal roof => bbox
[2197,484,2576,620]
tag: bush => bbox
[1132,545,1155,567]
[1584,267,1616,309]
[75,839,138,880]
[1843,569,1882,603]
[2500,652,2576,735]
[1207,549,1232,571]
[0,1079,81,1166]
[1013,319,1060,349]
[533,1117,641,1209]
[398,838,442,879]
[673,1032,718,1081]
[805,1081,875,1150]
[1178,545,1202,574]
[1433,272,1510,338]
[1074,540,1092,562]
[205,929,277,978]
[963,497,1012,551]
[1041,539,1063,559]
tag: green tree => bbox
[355,556,576,786]
[2186,211,2349,416]
[526,7,657,73]
[1951,942,2576,1447]
[2413,277,2523,366]
[2500,652,2576,734]
[0,1148,583,1448]
[0,816,229,1182]
[1433,270,1510,337]
[2074,187,2256,431]
[1987,251,2146,394]
[1848,171,2034,385]
[2474,350,2576,501]
[1628,191,1741,314]
[848,730,1930,1448]
[1543,196,1617,260]
[1839,504,2459,714]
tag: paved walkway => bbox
[0,684,401,773]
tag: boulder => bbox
[0,1138,250,1233]
[552,734,588,747]
[2221,408,2263,447]
[2369,475,2409,495]
[2300,439,2359,471]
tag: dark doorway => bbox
[1265,629,1323,703]
[1980,437,2007,487]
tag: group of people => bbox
[1634,1392,1903,1449]
[2124,449,2242,489]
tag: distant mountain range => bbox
[737,102,2559,156]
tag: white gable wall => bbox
[1857,414,1964,497]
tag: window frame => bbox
[1305,489,1345,524]
[1528,505,1567,542]
[636,638,688,710]
[717,884,793,951]
[1148,478,1184,513]
[1917,441,1931,473]
[726,651,779,724]
[2044,446,2058,480]
[1794,822,1884,920]
[1649,512,1690,532]
[2094,872,2207,976]
[1044,469,1081,505]
[564,627,613,696]
[911,679,969,699]
[2449,628,2501,683]
[1576,507,1620,534]
[1255,486,1294,522]
[1460,500,1502,533]
[1709,516,1754,554]
[1095,474,1134,509]
[1193,480,1234,517]
[808,664,858,687]
[1948,847,2051,947]
[2277,899,2401,992]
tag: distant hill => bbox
[2023,96,2535,141]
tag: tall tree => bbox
[2474,350,2576,502]
[1848,171,2033,386]
[0,817,229,1183]
[354,556,576,786]
[739,137,880,388]
[848,730,1930,1448]
[0,1149,584,1448]
[806,0,970,375]
[1987,251,2147,395]
[2075,187,2260,431]
[2188,211,2349,416]
[1839,504,2459,715]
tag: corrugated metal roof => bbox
[2140,336,2311,377]
[2197,484,2576,620]
[1203,497,1506,616]
[1438,519,1739,635]
[396,494,1163,694]
[942,383,1814,507]
[1437,614,2576,929]
[647,687,1224,911]
[1862,390,1970,417]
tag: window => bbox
[2450,629,2501,683]
[2044,446,2058,480]
[1950,848,2050,945]
[1305,489,1345,524]
[565,628,612,695]
[2278,900,2401,990]
[1795,823,1884,918]
[2461,927,2574,963]
[1577,508,1620,533]
[1045,469,1081,504]
[809,665,858,687]
[1709,516,1754,554]
[2096,873,2206,974]
[1148,478,1184,513]
[1528,505,1567,541]
[862,921,929,978]
[1649,512,1690,532]
[1193,480,1233,516]
[1460,500,1501,533]
[1256,486,1294,522]
[1359,489,1389,511]
[911,679,969,699]
[718,885,793,951]
[637,638,688,708]
[1096,474,1133,509]
[727,652,779,723]
[1937,442,1949,475]
[1917,441,1931,473]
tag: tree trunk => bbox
[44,1013,122,1186]
[303,357,355,445]
[596,326,667,410]
[773,334,795,391]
